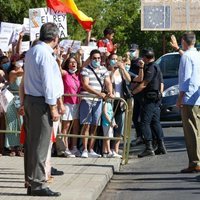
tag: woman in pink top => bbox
[60,57,81,157]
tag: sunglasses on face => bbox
[90,39,97,42]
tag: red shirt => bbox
[97,38,114,53]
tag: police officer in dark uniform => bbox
[132,48,167,158]
[129,44,144,145]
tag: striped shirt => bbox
[80,65,109,101]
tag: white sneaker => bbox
[71,148,81,157]
[103,152,114,158]
[103,153,108,158]
[64,149,75,158]
[112,151,122,158]
[57,151,65,157]
[81,150,88,158]
[88,150,102,158]
[107,152,114,158]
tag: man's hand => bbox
[138,60,144,68]
[58,103,66,115]
[19,31,25,40]
[106,92,115,99]
[170,35,179,51]
[50,106,60,121]
[176,94,183,108]
[18,105,25,116]
[98,92,107,99]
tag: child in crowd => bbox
[102,99,117,158]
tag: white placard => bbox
[59,40,81,53]
[29,7,67,41]
[21,41,30,52]
[23,18,30,35]
[0,89,14,112]
[81,46,97,61]
[0,22,22,38]
[0,34,10,52]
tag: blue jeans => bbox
[79,99,102,125]
[140,101,164,141]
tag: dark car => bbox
[155,52,181,121]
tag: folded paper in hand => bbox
[0,89,14,112]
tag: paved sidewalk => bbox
[99,127,200,200]
[0,156,121,200]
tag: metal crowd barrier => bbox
[0,93,134,164]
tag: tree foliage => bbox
[1,0,200,58]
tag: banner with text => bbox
[0,22,22,44]
[29,7,67,41]
[59,40,81,53]
[0,34,10,52]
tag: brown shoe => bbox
[180,166,200,173]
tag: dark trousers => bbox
[132,96,142,138]
[0,108,6,154]
[140,101,164,141]
[24,95,52,191]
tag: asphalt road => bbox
[98,127,200,200]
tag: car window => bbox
[156,54,181,78]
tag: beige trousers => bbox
[181,105,200,167]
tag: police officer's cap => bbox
[141,48,155,59]
[130,43,139,51]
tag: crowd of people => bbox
[0,26,145,159]
[0,22,172,196]
[0,18,200,197]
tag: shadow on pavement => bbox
[115,186,200,191]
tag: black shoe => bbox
[155,147,167,155]
[138,149,155,158]
[27,186,31,196]
[51,167,64,176]
[31,187,61,196]
[155,141,167,155]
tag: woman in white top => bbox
[107,53,131,158]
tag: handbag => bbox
[119,70,132,99]
[88,65,108,94]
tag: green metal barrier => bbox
[0,93,134,164]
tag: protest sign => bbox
[59,40,81,53]
[23,18,30,35]
[0,22,23,46]
[81,46,97,61]
[0,88,14,112]
[29,7,67,41]
[21,41,30,52]
[0,22,22,38]
[0,34,10,52]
